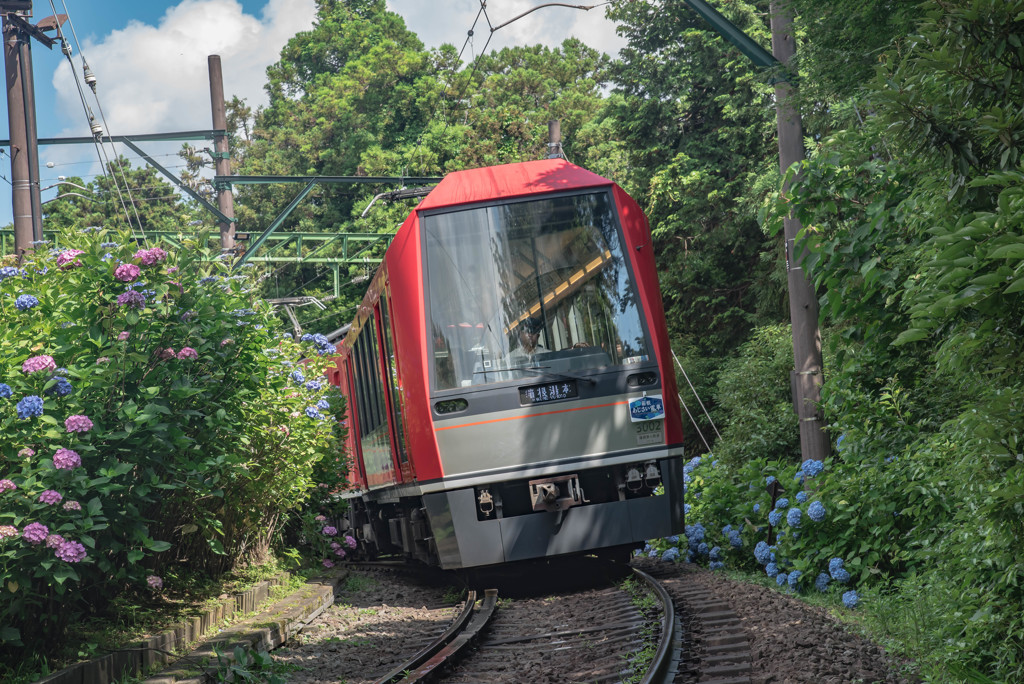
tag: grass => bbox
[619,576,661,683]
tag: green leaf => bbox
[126,549,144,563]
[988,243,1024,259]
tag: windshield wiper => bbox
[501,365,597,386]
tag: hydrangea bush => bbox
[0,230,347,655]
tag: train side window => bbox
[350,314,394,470]
[380,286,409,463]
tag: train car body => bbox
[329,158,684,569]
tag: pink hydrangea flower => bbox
[334,548,346,558]
[167,266,179,274]
[55,540,87,563]
[322,559,334,568]
[53,448,82,470]
[117,331,131,341]
[0,479,15,493]
[0,525,18,541]
[17,448,35,458]
[39,489,63,505]
[315,515,326,522]
[65,415,94,433]
[22,522,48,544]
[220,338,234,347]
[147,575,163,590]
[63,500,82,511]
[96,357,110,364]
[158,347,176,360]
[56,249,85,268]
[134,247,168,265]
[177,347,198,360]
[45,534,66,550]
[330,541,340,549]
[114,263,141,282]
[22,355,56,373]
[322,526,337,536]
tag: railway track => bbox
[368,566,678,684]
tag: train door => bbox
[340,356,367,488]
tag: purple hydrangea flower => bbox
[116,289,146,309]
[22,522,48,544]
[55,540,87,563]
[39,489,63,505]
[65,414,94,433]
[322,526,337,536]
[0,479,16,492]
[53,448,82,470]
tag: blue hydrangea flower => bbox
[796,491,808,503]
[803,459,825,478]
[787,508,802,527]
[0,383,11,399]
[728,530,743,548]
[697,542,709,556]
[788,570,801,590]
[304,406,322,419]
[685,523,705,543]
[290,370,306,384]
[808,501,826,522]
[794,470,804,481]
[305,379,323,391]
[16,394,43,419]
[665,535,679,544]
[833,568,851,584]
[828,557,845,577]
[684,503,691,514]
[842,590,859,608]
[815,573,830,592]
[754,541,770,565]
[15,294,39,311]
[752,503,760,513]
[316,398,330,411]
[709,546,721,561]
[0,266,20,280]
[199,276,218,284]
[709,561,724,570]
[768,509,783,527]
[662,547,680,562]
[721,524,732,535]
[44,377,73,397]
[765,562,779,578]
[776,497,789,509]
[776,572,788,586]
[766,476,776,485]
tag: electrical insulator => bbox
[83,63,97,93]
[90,120,103,137]
[61,40,72,58]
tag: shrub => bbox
[0,229,346,657]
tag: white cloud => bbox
[386,0,624,58]
[51,0,316,137]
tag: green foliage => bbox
[213,644,288,684]
[607,0,784,356]
[709,325,800,469]
[0,228,346,663]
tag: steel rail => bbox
[633,567,680,684]
[373,588,498,684]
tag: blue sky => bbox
[2,0,623,227]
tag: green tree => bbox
[607,0,784,358]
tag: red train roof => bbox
[416,158,613,211]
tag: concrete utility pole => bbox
[208,55,235,253]
[2,2,44,257]
[770,2,830,464]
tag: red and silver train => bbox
[325,158,685,569]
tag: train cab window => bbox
[424,191,651,391]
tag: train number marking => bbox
[635,419,664,445]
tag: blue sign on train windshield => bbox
[629,395,665,422]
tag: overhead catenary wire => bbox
[672,348,722,441]
[51,0,145,239]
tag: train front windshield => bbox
[424,191,651,391]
